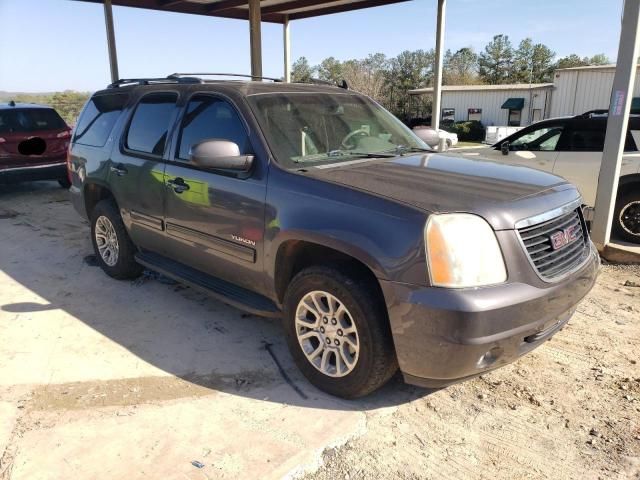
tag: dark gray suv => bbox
[69,75,599,398]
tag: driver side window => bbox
[510,125,564,152]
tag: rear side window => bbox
[177,95,251,161]
[0,108,66,133]
[74,94,128,147]
[563,127,605,151]
[126,93,178,156]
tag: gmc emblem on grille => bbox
[549,224,581,250]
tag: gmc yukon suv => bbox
[69,75,599,398]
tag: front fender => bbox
[263,166,429,288]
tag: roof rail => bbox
[168,72,282,82]
[576,109,609,118]
[300,77,349,89]
[107,76,203,89]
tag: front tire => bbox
[613,190,640,244]
[283,266,397,399]
[90,199,142,279]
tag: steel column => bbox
[591,0,640,247]
[249,0,263,79]
[283,15,291,82]
[431,0,446,133]
[103,0,119,83]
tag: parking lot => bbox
[0,181,637,479]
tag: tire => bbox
[283,266,397,399]
[90,199,142,279]
[613,189,640,244]
[58,177,71,189]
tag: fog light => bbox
[477,346,503,368]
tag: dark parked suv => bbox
[69,75,599,398]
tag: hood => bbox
[304,153,580,230]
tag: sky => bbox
[0,0,624,93]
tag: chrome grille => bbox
[517,207,589,280]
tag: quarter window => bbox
[126,93,178,156]
[74,94,128,147]
[177,95,251,161]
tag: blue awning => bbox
[631,97,640,113]
[501,98,525,110]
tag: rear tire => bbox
[283,266,397,399]
[90,199,142,279]
[613,189,640,244]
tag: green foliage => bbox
[442,121,485,141]
[291,57,315,83]
[555,53,611,69]
[479,35,514,84]
[444,48,480,85]
[1,90,90,125]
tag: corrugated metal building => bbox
[550,64,640,117]
[409,83,554,127]
[408,64,640,128]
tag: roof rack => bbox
[576,109,609,118]
[107,76,203,88]
[300,77,349,89]
[168,72,282,82]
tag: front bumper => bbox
[381,244,599,389]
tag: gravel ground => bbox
[0,181,638,480]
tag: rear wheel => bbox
[90,199,142,279]
[283,266,397,398]
[613,189,640,244]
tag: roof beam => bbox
[288,0,408,19]
[156,0,186,7]
[203,0,250,14]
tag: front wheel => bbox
[283,266,397,398]
[90,199,142,279]
[613,190,640,244]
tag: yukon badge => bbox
[231,234,256,247]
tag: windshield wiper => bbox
[390,145,432,156]
[293,150,396,163]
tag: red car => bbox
[0,101,72,187]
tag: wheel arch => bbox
[84,181,116,218]
[272,237,386,306]
[619,173,640,195]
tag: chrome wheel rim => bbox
[620,201,640,237]
[95,216,119,266]
[295,290,360,378]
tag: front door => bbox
[108,91,179,253]
[162,93,266,293]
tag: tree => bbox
[479,34,514,84]
[443,47,480,85]
[291,57,314,83]
[588,53,610,65]
[512,38,535,83]
[385,49,435,120]
[317,57,344,84]
[341,54,388,103]
[531,43,555,82]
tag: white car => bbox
[412,126,458,149]
[454,112,640,243]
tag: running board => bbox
[135,251,281,318]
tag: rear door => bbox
[162,92,266,293]
[108,91,179,253]
[552,119,605,205]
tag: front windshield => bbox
[247,92,430,168]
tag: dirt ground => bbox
[0,181,639,480]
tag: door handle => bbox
[167,177,190,194]
[110,164,128,176]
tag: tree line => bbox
[0,90,90,125]
[291,34,610,121]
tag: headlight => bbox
[425,213,507,288]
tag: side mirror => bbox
[501,142,510,155]
[190,139,254,172]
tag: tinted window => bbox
[74,94,128,147]
[0,108,66,134]
[126,93,177,155]
[177,95,251,161]
[625,130,638,152]
[564,127,605,151]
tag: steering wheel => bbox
[341,128,371,149]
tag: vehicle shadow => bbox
[0,181,435,412]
